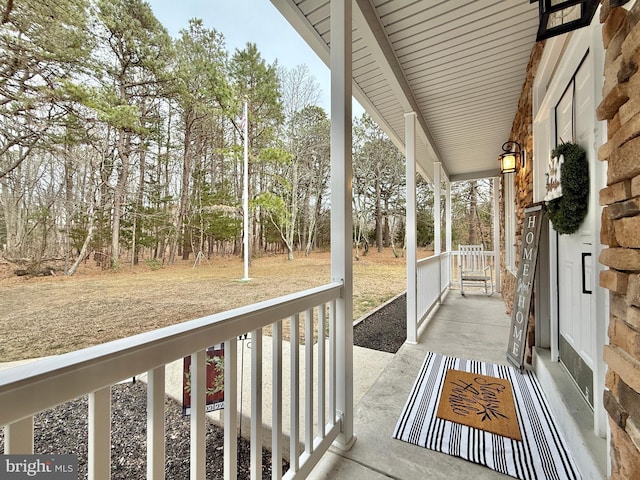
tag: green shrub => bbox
[144,258,162,271]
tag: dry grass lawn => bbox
[0,249,431,362]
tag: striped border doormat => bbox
[393,352,581,480]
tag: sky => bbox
[147,0,334,112]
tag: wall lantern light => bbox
[499,141,525,175]
[530,0,599,42]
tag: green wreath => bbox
[547,142,589,235]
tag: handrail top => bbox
[417,250,450,265]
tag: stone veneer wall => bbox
[597,1,640,478]
[500,43,544,363]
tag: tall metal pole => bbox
[242,100,250,281]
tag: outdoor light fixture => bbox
[530,0,599,42]
[499,141,525,175]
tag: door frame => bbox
[532,23,608,437]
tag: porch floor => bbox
[308,290,524,479]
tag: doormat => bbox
[436,369,522,441]
[393,352,581,480]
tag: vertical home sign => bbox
[506,204,545,370]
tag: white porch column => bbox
[493,176,501,292]
[445,180,452,253]
[445,180,452,289]
[330,0,355,449]
[434,162,442,255]
[405,112,418,344]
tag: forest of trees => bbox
[0,0,494,274]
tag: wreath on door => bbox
[546,141,589,235]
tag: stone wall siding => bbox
[500,43,544,363]
[598,1,640,478]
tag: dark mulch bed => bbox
[0,297,403,477]
[0,381,286,479]
[354,293,406,354]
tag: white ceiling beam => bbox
[450,169,502,182]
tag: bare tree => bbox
[352,113,405,256]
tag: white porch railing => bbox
[440,251,451,292]
[0,282,344,480]
[415,251,451,333]
[449,249,496,290]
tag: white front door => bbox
[555,53,596,407]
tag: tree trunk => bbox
[67,222,95,276]
[132,147,146,266]
[163,110,174,264]
[285,161,298,260]
[383,201,391,248]
[178,112,195,261]
[468,180,478,245]
[375,175,383,252]
[1,169,25,257]
[111,132,131,270]
[64,147,74,273]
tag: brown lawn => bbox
[0,249,432,362]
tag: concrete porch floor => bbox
[307,289,604,480]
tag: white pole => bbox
[243,100,250,281]
[330,0,354,449]
[405,112,418,344]
[434,162,442,255]
[445,181,452,253]
[493,176,501,292]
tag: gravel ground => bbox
[0,296,404,478]
[354,293,406,354]
[0,381,283,479]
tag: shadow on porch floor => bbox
[308,290,541,479]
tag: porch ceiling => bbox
[271,0,540,182]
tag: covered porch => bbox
[1,0,612,479]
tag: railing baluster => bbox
[224,337,238,480]
[251,328,263,480]
[147,366,165,480]
[318,304,326,438]
[329,300,336,424]
[290,313,300,471]
[272,320,283,479]
[190,350,206,480]
[304,308,314,454]
[4,417,33,454]
[89,386,111,480]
